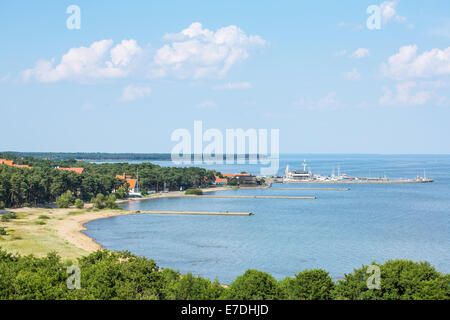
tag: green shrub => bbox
[0,227,6,235]
[38,215,50,220]
[75,199,84,209]
[57,191,75,208]
[106,194,118,209]
[279,269,334,300]
[332,260,450,300]
[0,201,5,209]
[35,221,46,225]
[223,269,281,300]
[116,187,128,200]
[184,189,203,195]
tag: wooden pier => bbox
[139,210,252,216]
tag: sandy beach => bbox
[0,186,239,260]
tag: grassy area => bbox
[0,208,91,261]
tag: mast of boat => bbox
[302,159,307,172]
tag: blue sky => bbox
[1,0,450,154]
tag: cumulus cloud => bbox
[341,68,361,81]
[381,45,450,79]
[151,22,267,79]
[212,81,252,90]
[379,81,431,106]
[22,39,143,83]
[380,1,408,25]
[121,85,151,101]
[350,48,370,59]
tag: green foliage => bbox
[224,269,280,300]
[0,227,6,235]
[332,260,450,300]
[0,201,5,209]
[57,191,75,208]
[92,194,118,210]
[116,187,128,199]
[106,194,118,209]
[184,189,203,195]
[38,215,50,220]
[280,269,334,300]
[35,221,46,225]
[0,152,220,208]
[0,248,448,301]
[93,194,106,209]
[228,178,238,186]
[74,199,84,209]
[165,273,224,300]
[141,189,148,196]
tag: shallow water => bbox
[85,155,450,284]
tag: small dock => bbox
[270,187,349,191]
[186,195,316,199]
[139,210,252,216]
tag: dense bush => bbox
[0,248,448,300]
[332,260,450,300]
[0,201,5,209]
[75,199,84,209]
[57,191,75,208]
[223,270,280,300]
[184,189,203,195]
[279,269,334,300]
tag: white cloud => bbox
[212,81,252,90]
[380,1,408,25]
[341,68,361,81]
[151,22,267,79]
[196,100,217,109]
[293,92,339,110]
[350,48,370,59]
[22,39,143,83]
[121,85,151,101]
[381,45,450,79]
[379,81,431,106]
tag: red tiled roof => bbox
[57,167,84,174]
[126,179,137,190]
[1,159,32,169]
[0,159,14,166]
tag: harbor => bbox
[277,160,434,184]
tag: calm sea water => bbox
[85,155,450,284]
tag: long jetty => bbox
[270,187,349,191]
[185,195,316,199]
[139,210,252,216]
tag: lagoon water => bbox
[84,155,450,284]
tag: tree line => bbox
[0,153,219,208]
[0,248,448,300]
